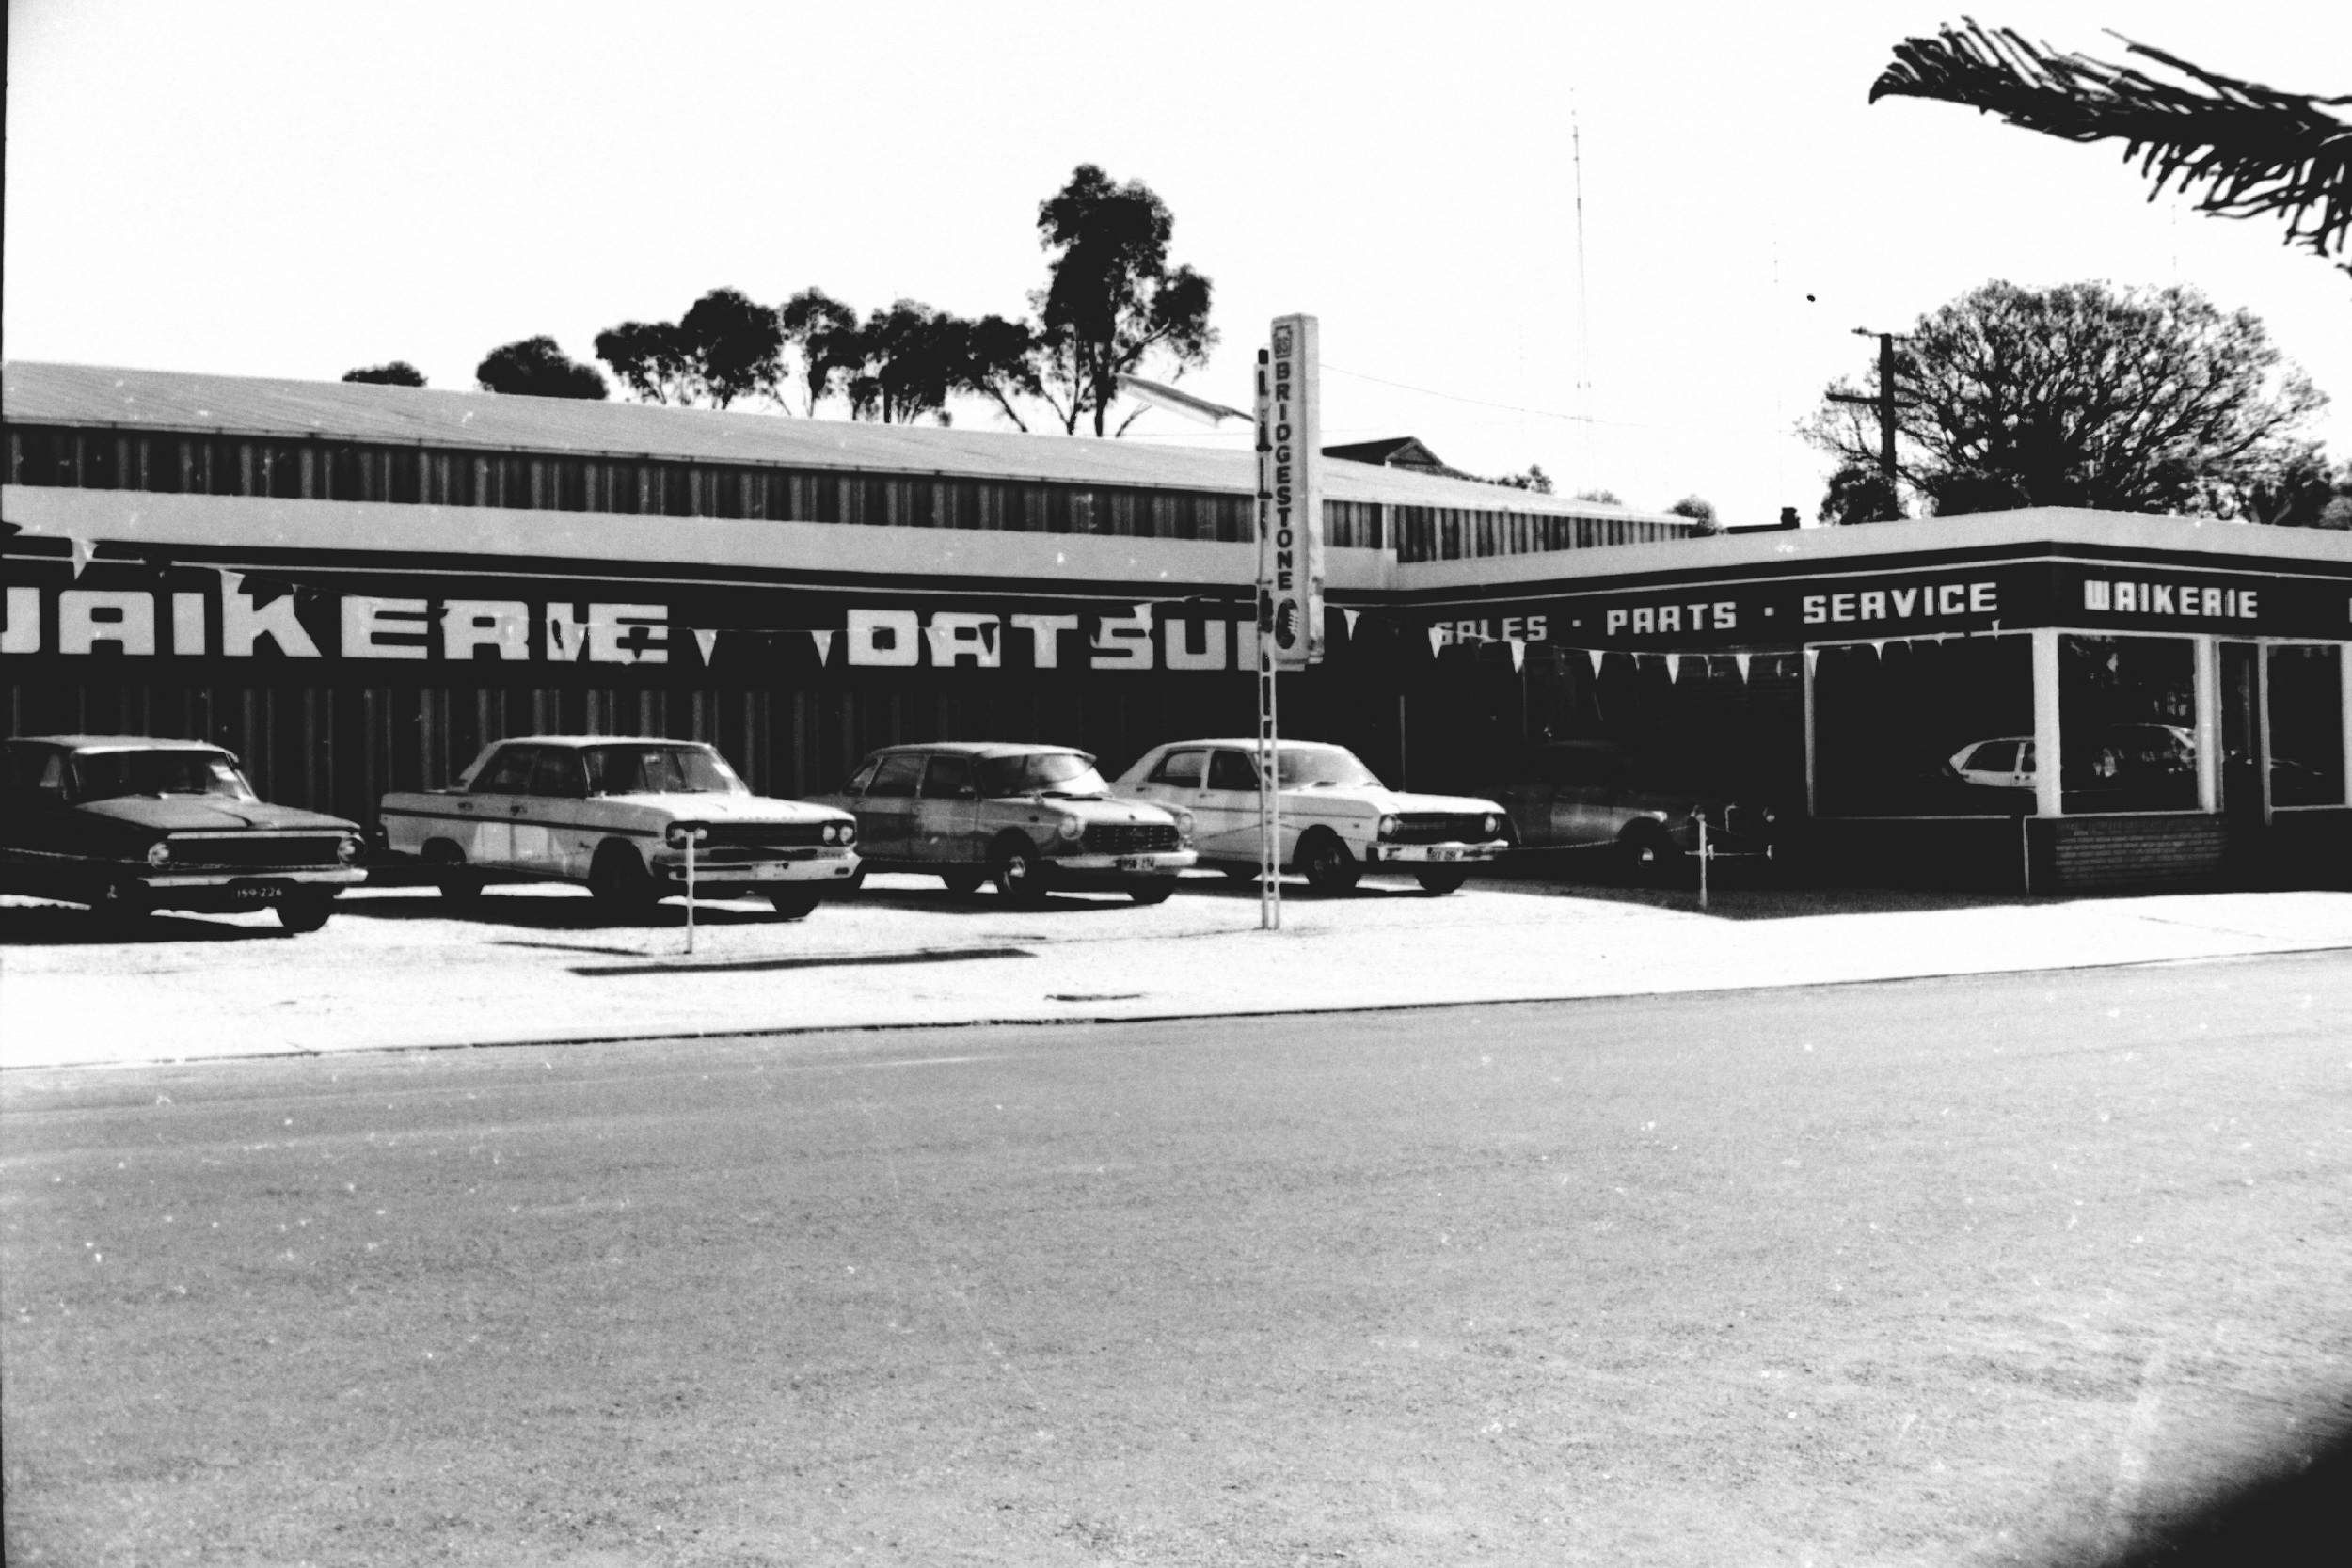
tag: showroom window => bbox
[2266,643,2346,807]
[2058,635,2199,813]
[1810,634,2033,816]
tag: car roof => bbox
[483,736,719,749]
[15,735,233,754]
[866,741,1089,760]
[1149,738,1353,752]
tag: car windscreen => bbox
[72,750,258,803]
[581,745,747,796]
[975,752,1110,798]
[1274,746,1383,788]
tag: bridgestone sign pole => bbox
[1255,314,1324,931]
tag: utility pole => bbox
[1828,329,1908,520]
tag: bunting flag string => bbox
[691,628,718,664]
[1587,648,1606,677]
[69,537,100,578]
[1343,608,1360,636]
[1507,638,1525,673]
[1664,652,1682,683]
[1868,640,1886,657]
[809,629,834,665]
[1426,626,1448,658]
[1734,652,1752,682]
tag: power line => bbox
[1320,363,1792,438]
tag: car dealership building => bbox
[7,360,2348,892]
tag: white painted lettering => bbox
[1711,601,1735,629]
[172,593,206,655]
[588,604,668,665]
[60,590,155,656]
[1860,591,1886,620]
[1090,608,1154,671]
[220,573,322,658]
[3,587,40,654]
[1163,618,1228,671]
[925,612,1002,669]
[2083,580,2110,610]
[1010,613,1080,668]
[1802,595,1827,625]
[1831,594,1856,622]
[1633,607,1656,634]
[1893,588,1919,617]
[439,600,530,661]
[342,595,430,659]
[1969,582,1997,613]
[846,608,920,667]
[1606,609,1629,635]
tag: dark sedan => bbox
[0,736,365,931]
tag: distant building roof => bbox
[3,361,1679,523]
[1322,436,1451,472]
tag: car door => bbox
[856,752,925,863]
[0,743,74,895]
[1128,747,1208,821]
[463,743,538,868]
[1488,751,1555,847]
[522,746,592,876]
[1553,746,1629,847]
[913,753,980,863]
[1197,748,1263,858]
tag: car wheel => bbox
[1616,825,1671,884]
[1127,878,1178,906]
[991,836,1047,908]
[276,892,336,933]
[1296,830,1359,895]
[588,843,656,912]
[766,886,822,921]
[940,868,986,895]
[1415,866,1469,895]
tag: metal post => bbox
[1253,345,1280,931]
[684,829,697,955]
[1877,331,1899,517]
[1696,813,1709,911]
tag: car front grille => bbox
[166,835,347,870]
[691,821,830,849]
[1387,813,1494,845]
[1080,822,1182,855]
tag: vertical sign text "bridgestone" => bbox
[1260,315,1324,669]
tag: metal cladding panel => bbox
[3,361,1687,525]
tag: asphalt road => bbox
[4,955,2348,1566]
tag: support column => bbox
[2192,635,2221,814]
[2030,628,2063,818]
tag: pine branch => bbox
[1871,18,2351,272]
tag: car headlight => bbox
[1057,815,1085,843]
[145,840,174,868]
[1173,807,1196,841]
[1480,814,1499,837]
[1377,815,1399,840]
[336,835,363,864]
[820,822,837,844]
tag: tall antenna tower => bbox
[1571,105,1593,481]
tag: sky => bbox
[6,0,2346,527]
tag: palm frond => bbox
[1871,19,2351,271]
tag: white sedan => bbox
[379,736,859,918]
[1114,738,1508,895]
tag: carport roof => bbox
[4,360,1682,523]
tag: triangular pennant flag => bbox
[69,537,100,578]
[1869,640,1886,657]
[809,629,834,665]
[1734,652,1752,682]
[1804,646,1819,678]
[691,628,718,664]
[1426,626,1447,657]
[1133,602,1153,625]
[1665,652,1682,683]
[1508,638,1525,673]
[1343,608,1360,635]
[1587,647,1605,677]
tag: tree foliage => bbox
[475,338,609,400]
[1817,465,1904,527]
[1032,164,1216,436]
[342,361,424,388]
[1666,494,1724,533]
[1804,280,2327,520]
[779,288,864,415]
[1870,21,2351,277]
[1485,465,1555,494]
[1570,487,1623,506]
[596,289,783,409]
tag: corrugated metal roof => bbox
[3,360,1682,524]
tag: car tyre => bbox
[940,868,986,895]
[991,836,1047,908]
[1415,866,1469,895]
[1297,829,1359,895]
[1127,878,1178,906]
[276,892,337,933]
[766,886,822,921]
[588,843,656,913]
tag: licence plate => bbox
[229,879,287,902]
[1114,856,1147,871]
[1428,847,1459,861]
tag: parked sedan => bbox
[0,735,365,930]
[1480,739,1778,879]
[1115,738,1507,895]
[807,743,1196,906]
[378,736,859,918]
